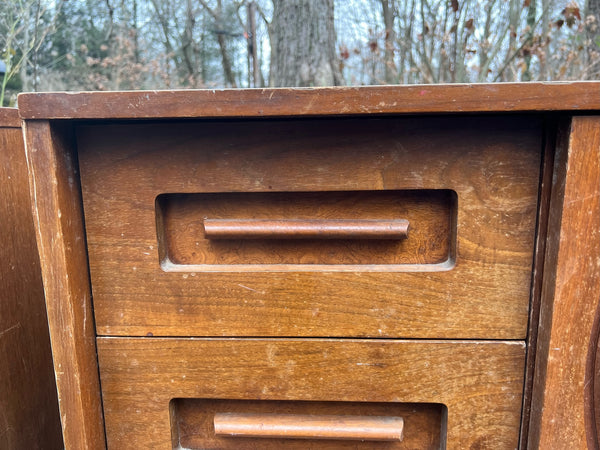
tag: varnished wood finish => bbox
[594,327,600,446]
[19,85,600,449]
[159,190,452,268]
[0,107,22,127]
[528,116,600,449]
[202,219,410,240]
[16,82,600,120]
[212,412,404,441]
[518,117,558,449]
[0,109,62,449]
[23,121,106,449]
[96,338,526,449]
[173,399,443,449]
[78,117,540,338]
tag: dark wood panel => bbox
[78,116,541,338]
[528,116,600,449]
[594,318,600,447]
[17,82,600,119]
[173,399,443,449]
[23,121,106,449]
[0,107,21,127]
[97,338,526,449]
[518,117,558,449]
[0,112,62,449]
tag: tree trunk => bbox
[587,0,600,78]
[198,0,237,87]
[381,0,397,84]
[20,2,31,92]
[270,0,342,87]
[181,0,198,86]
[521,0,536,81]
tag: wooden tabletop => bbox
[17,82,600,120]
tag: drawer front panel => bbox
[97,338,526,449]
[78,116,542,338]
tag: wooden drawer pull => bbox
[203,219,409,240]
[213,412,404,441]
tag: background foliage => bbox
[1,0,599,105]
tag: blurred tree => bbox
[380,0,398,83]
[270,0,343,86]
[2,0,599,99]
[587,0,600,77]
[0,0,63,105]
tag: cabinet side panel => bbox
[0,115,63,449]
[529,116,600,449]
[518,117,558,448]
[23,120,106,449]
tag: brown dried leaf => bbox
[340,45,350,60]
[451,0,459,12]
[562,4,582,25]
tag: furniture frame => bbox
[18,83,600,449]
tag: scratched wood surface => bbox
[97,338,526,449]
[78,116,541,338]
[16,82,600,120]
[528,116,600,448]
[23,121,106,449]
[0,110,63,449]
[173,399,443,449]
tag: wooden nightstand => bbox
[19,83,600,449]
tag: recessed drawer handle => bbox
[203,219,409,240]
[213,412,404,441]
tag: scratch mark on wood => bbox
[0,323,21,339]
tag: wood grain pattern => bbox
[528,116,600,449]
[0,107,21,127]
[23,121,106,449]
[159,190,452,269]
[518,117,558,449]
[173,399,442,449]
[212,412,404,441]
[78,116,541,338]
[96,338,526,449]
[594,321,600,446]
[0,111,62,449]
[16,82,600,120]
[202,219,410,240]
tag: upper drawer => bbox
[77,116,542,338]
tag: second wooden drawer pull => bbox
[203,219,409,240]
[213,412,404,441]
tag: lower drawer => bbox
[97,338,525,449]
[172,399,444,449]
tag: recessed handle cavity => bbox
[203,219,409,240]
[213,412,404,441]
